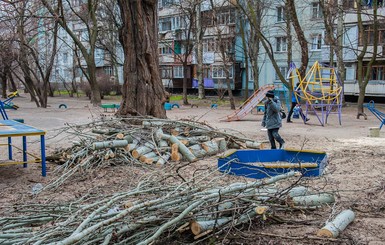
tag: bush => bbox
[79,75,122,99]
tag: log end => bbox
[317,228,334,238]
[132,150,140,159]
[255,206,269,215]
[116,133,125,139]
[190,221,202,235]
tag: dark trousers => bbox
[287,102,297,122]
[267,128,285,149]
[287,102,306,121]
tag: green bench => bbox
[100,104,120,112]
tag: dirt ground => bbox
[1,93,385,244]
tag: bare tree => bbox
[320,0,346,104]
[356,0,379,119]
[2,0,59,107]
[116,0,167,118]
[238,1,289,89]
[41,0,102,106]
[209,0,236,109]
[0,40,14,98]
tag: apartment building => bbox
[51,0,124,88]
[158,0,242,93]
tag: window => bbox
[343,0,357,9]
[159,17,172,32]
[202,11,214,27]
[63,52,68,64]
[365,66,385,80]
[277,6,285,22]
[160,66,172,78]
[173,66,184,78]
[77,30,88,42]
[104,66,113,76]
[203,39,215,52]
[276,37,287,52]
[366,0,385,8]
[159,44,172,54]
[172,16,187,30]
[311,34,323,50]
[158,0,179,8]
[275,67,288,80]
[212,66,233,78]
[359,24,385,45]
[217,8,235,25]
[72,0,85,6]
[312,3,323,19]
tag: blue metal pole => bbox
[23,136,27,168]
[40,135,46,177]
[8,137,12,160]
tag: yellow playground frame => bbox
[287,61,343,126]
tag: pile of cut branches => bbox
[44,117,267,190]
[0,169,341,245]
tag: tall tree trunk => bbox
[1,73,7,99]
[240,18,249,100]
[117,0,167,118]
[336,0,345,105]
[225,68,235,110]
[287,0,308,78]
[182,62,189,105]
[87,61,101,105]
[8,73,17,92]
[356,0,378,119]
[196,1,205,99]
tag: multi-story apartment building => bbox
[158,0,242,93]
[334,0,385,97]
[159,0,385,98]
[45,0,384,98]
[51,0,124,88]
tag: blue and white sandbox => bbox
[218,149,327,179]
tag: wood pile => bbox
[44,117,267,191]
[0,170,352,245]
[0,117,355,244]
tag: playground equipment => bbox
[2,91,19,110]
[366,100,385,129]
[218,148,328,179]
[287,61,343,126]
[0,100,8,120]
[225,84,275,121]
[0,91,20,120]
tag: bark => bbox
[287,0,308,78]
[8,73,17,92]
[182,61,189,105]
[356,1,378,119]
[41,0,102,106]
[117,0,167,118]
[317,210,355,238]
[239,17,249,100]
[243,2,289,89]
[196,2,205,99]
[1,73,6,98]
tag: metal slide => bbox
[225,84,275,121]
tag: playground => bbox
[0,92,385,244]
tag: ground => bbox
[1,93,384,244]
